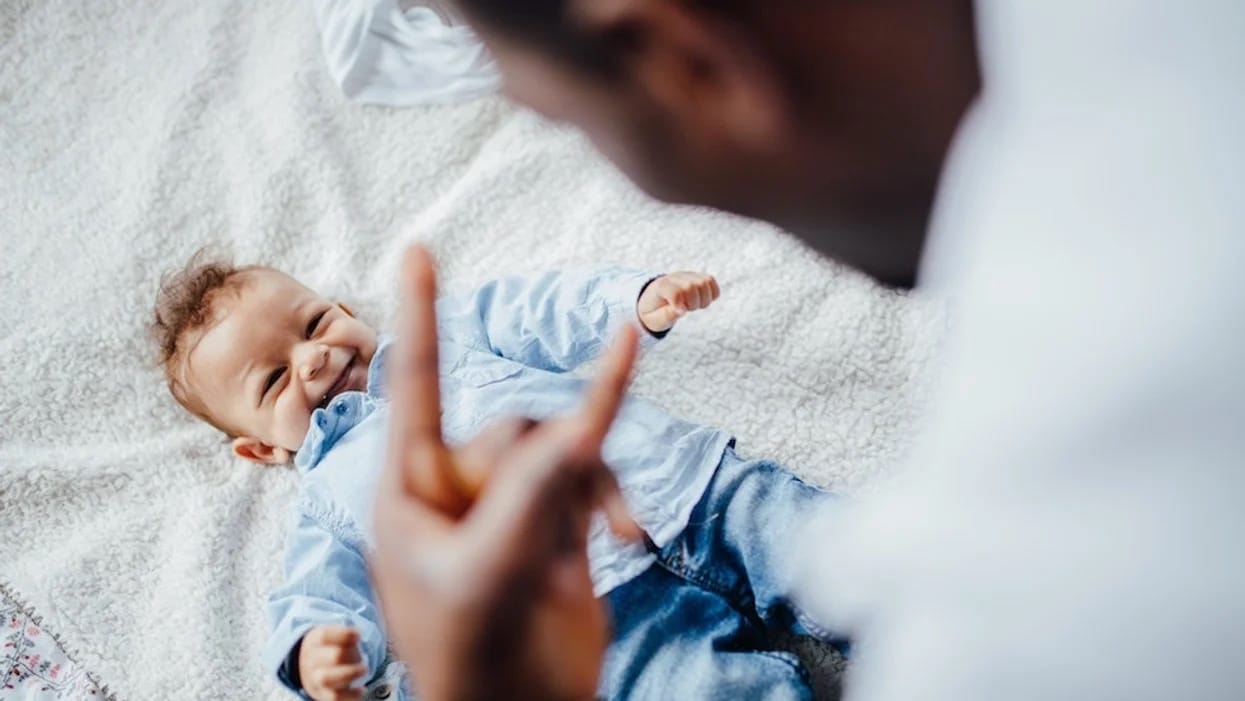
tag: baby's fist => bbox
[298,625,368,701]
[638,272,720,333]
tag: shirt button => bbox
[372,683,392,699]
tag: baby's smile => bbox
[314,350,365,410]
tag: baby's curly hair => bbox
[150,249,267,434]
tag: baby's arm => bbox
[265,511,387,700]
[439,267,718,372]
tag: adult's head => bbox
[453,0,981,287]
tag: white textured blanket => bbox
[0,0,942,697]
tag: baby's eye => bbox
[263,367,286,397]
[306,310,328,339]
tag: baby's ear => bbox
[337,302,356,318]
[232,437,291,466]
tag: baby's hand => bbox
[637,272,720,334]
[298,625,368,701]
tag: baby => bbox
[151,253,843,701]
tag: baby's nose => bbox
[299,345,329,381]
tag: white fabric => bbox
[312,0,499,106]
[802,2,1245,700]
[0,0,941,697]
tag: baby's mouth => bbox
[315,354,356,410]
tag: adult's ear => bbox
[567,0,790,151]
[232,436,291,466]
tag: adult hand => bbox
[370,246,642,701]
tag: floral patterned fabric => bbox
[1,586,108,700]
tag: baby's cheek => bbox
[276,403,312,452]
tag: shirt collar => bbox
[294,335,394,474]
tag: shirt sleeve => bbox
[263,508,388,697]
[311,0,500,106]
[439,267,665,373]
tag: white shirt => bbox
[801,2,1245,700]
[311,0,499,106]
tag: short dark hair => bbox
[455,0,631,76]
[456,0,763,76]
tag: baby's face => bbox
[183,270,378,461]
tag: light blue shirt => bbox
[263,267,733,697]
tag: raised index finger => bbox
[576,324,639,450]
[387,246,446,464]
